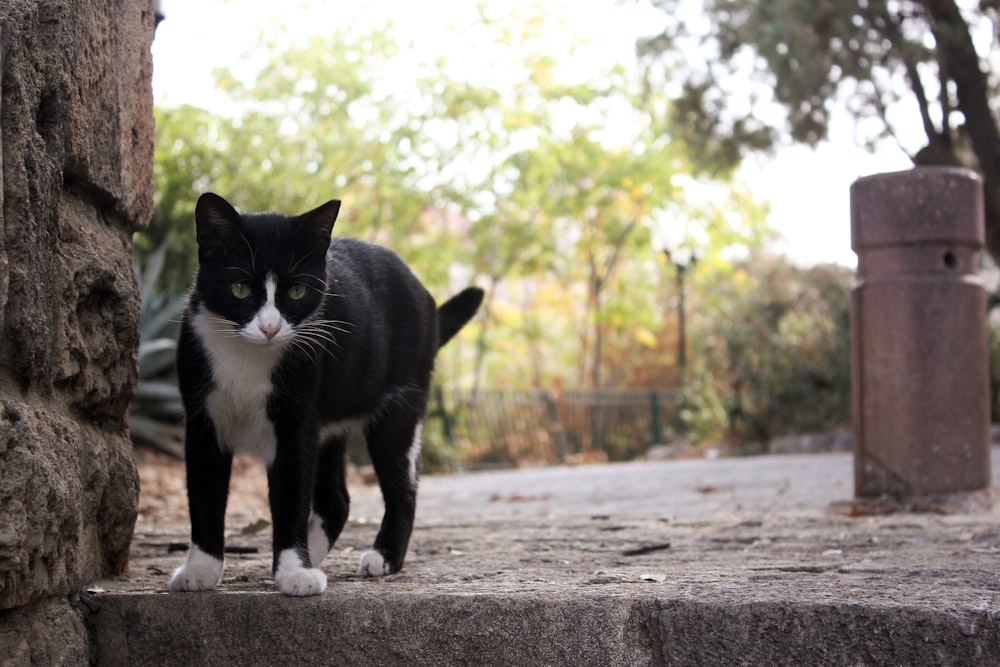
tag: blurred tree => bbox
[687,255,853,445]
[143,24,446,291]
[526,127,676,388]
[404,7,692,389]
[144,5,777,405]
[637,0,1000,261]
[141,104,230,289]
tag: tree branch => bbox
[877,6,940,142]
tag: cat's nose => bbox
[259,321,281,340]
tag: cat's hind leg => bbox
[360,418,422,577]
[309,435,351,567]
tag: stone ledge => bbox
[84,573,1000,666]
[85,507,1000,666]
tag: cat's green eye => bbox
[287,284,308,300]
[230,281,252,299]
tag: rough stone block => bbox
[0,401,138,609]
[0,0,153,624]
[0,597,88,666]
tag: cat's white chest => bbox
[193,310,283,463]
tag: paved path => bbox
[350,448,1000,521]
[410,452,857,519]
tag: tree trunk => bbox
[592,286,603,388]
[470,277,498,396]
[921,0,1000,262]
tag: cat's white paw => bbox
[307,512,330,568]
[359,550,392,577]
[169,545,223,592]
[275,568,327,597]
[274,548,327,597]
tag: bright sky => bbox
[152,0,914,268]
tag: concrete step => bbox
[84,584,999,666]
[86,511,1000,665]
[85,453,1000,665]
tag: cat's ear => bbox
[296,200,340,249]
[195,192,241,252]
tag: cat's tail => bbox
[437,287,485,348]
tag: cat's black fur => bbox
[169,192,483,596]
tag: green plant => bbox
[130,243,187,457]
[690,256,853,446]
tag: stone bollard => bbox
[850,167,993,511]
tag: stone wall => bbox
[0,0,154,662]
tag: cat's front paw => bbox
[275,567,327,596]
[274,548,327,597]
[169,545,223,592]
[359,549,395,577]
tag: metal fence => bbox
[430,388,680,469]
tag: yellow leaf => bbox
[635,327,658,349]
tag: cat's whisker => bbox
[308,324,351,337]
[299,329,342,348]
[290,332,339,359]
[291,273,329,293]
[288,250,323,276]
[313,317,355,329]
[295,329,341,351]
[302,322,345,344]
[235,229,257,273]
[300,321,352,340]
[288,338,323,363]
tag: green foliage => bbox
[664,79,775,178]
[638,0,1000,261]
[131,243,186,456]
[988,321,1000,424]
[638,0,950,162]
[687,256,853,444]
[143,23,445,292]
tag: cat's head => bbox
[193,192,340,347]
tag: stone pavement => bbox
[84,450,1000,665]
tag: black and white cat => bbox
[168,192,483,597]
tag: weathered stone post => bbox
[850,167,993,511]
[0,0,154,661]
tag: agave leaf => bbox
[138,338,178,378]
[129,414,184,458]
[138,242,169,309]
[138,338,177,357]
[142,294,186,341]
[134,380,182,402]
[131,240,188,457]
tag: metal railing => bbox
[430,388,680,470]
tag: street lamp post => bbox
[673,259,688,387]
[650,212,697,442]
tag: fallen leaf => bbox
[240,518,271,536]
